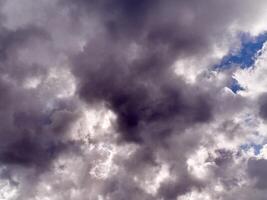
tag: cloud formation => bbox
[1,0,267,200]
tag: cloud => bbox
[0,0,267,200]
[247,158,267,189]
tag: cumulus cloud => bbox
[1,0,267,200]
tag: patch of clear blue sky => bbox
[229,78,244,93]
[214,31,267,93]
[215,32,267,70]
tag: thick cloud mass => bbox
[1,0,267,200]
[73,36,214,143]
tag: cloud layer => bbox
[1,0,267,199]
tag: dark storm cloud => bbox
[247,158,267,189]
[74,50,214,143]
[70,1,215,144]
[0,25,48,60]
[0,23,80,169]
[158,175,204,200]
[258,93,267,120]
[213,148,234,167]
[0,24,50,86]
[0,77,79,168]
[63,0,214,53]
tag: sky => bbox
[1,0,267,200]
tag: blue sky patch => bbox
[215,32,267,70]
[229,78,244,94]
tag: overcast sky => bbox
[1,1,267,199]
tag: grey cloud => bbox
[247,158,267,189]
[0,79,79,169]
[0,14,81,181]
[70,9,215,144]
[0,0,267,199]
[258,93,267,120]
